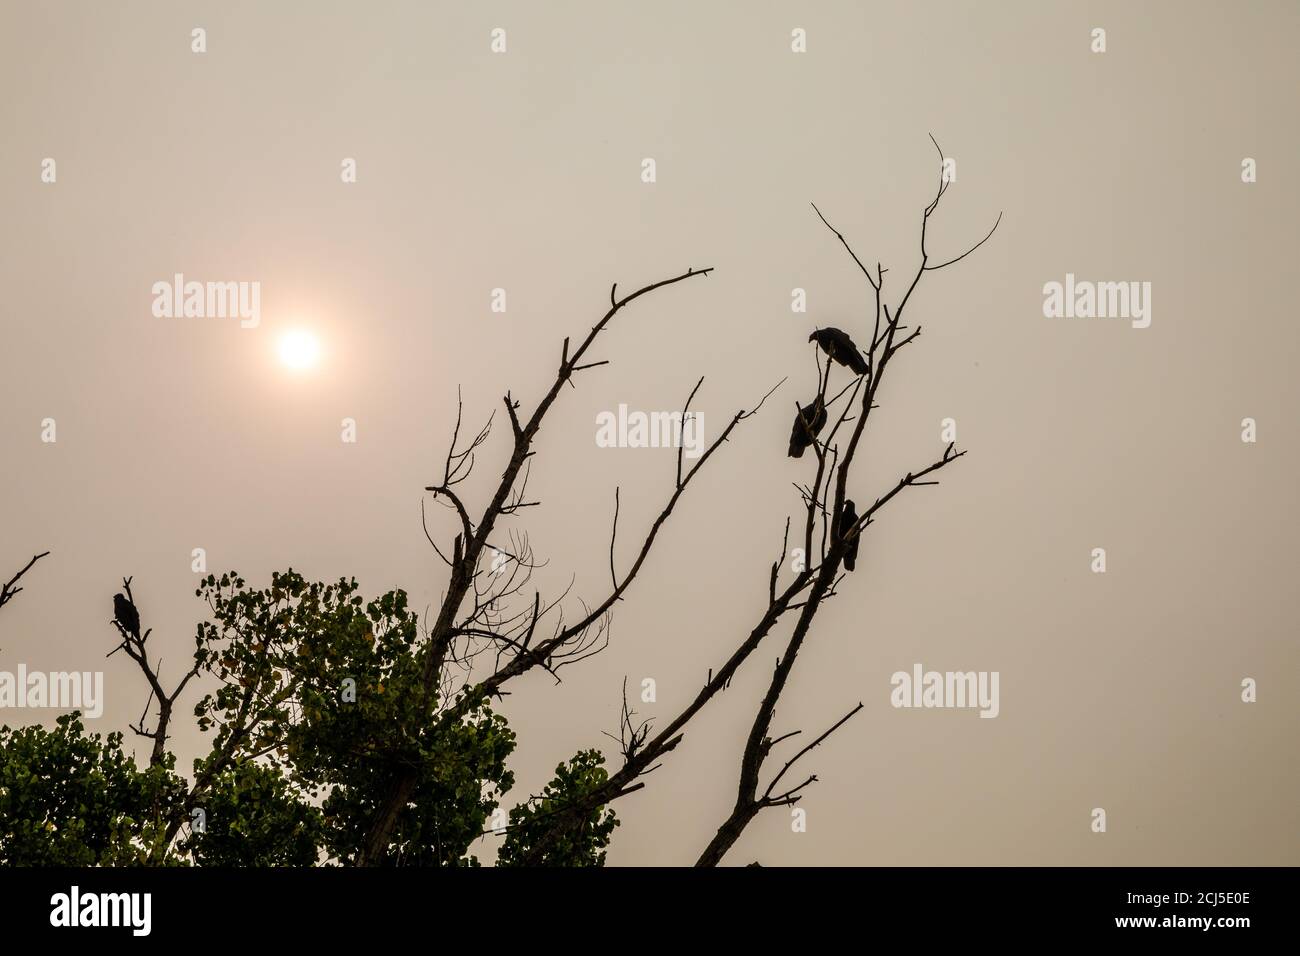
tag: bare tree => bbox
[64,137,993,867]
[107,576,202,767]
[502,136,999,866]
[356,267,785,864]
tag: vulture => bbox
[809,327,869,376]
[836,498,860,571]
[787,397,828,458]
[113,592,140,640]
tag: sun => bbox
[277,330,321,371]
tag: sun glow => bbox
[277,330,321,370]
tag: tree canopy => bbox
[1,571,615,867]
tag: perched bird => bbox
[836,499,860,571]
[113,593,140,640]
[809,327,869,376]
[787,397,828,458]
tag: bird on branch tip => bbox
[788,396,828,458]
[809,327,869,376]
[113,593,140,640]
[836,499,860,572]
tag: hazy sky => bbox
[1,0,1297,865]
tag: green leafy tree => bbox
[178,760,321,867]
[184,571,523,866]
[498,751,619,867]
[0,714,186,866]
[2,569,609,867]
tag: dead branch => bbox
[0,551,49,615]
[518,138,993,866]
[359,265,743,865]
[107,577,202,767]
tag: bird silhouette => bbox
[788,397,828,458]
[809,327,869,376]
[836,499,860,571]
[113,593,140,640]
